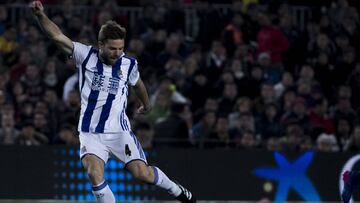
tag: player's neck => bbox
[99,52,113,66]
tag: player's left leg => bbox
[79,132,115,203]
[82,155,115,203]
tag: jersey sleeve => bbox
[128,60,140,86]
[72,42,92,67]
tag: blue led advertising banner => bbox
[0,146,358,202]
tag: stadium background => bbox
[1,0,360,202]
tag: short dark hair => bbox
[98,20,126,42]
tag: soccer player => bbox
[30,1,196,203]
[342,170,360,203]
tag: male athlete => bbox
[30,1,196,202]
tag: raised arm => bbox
[133,78,151,114]
[30,1,73,55]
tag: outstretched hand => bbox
[29,1,44,16]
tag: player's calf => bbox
[131,164,154,183]
[82,155,105,185]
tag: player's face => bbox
[99,39,124,65]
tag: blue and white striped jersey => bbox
[72,42,139,133]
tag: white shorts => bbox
[79,131,147,166]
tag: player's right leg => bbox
[108,131,196,203]
[126,160,196,203]
[79,132,115,203]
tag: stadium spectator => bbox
[16,120,48,146]
[228,97,253,129]
[0,25,17,54]
[222,12,247,57]
[316,133,339,152]
[134,121,154,149]
[308,98,335,137]
[192,96,219,123]
[202,40,227,82]
[332,97,356,126]
[257,10,289,64]
[53,124,79,145]
[42,59,60,91]
[21,63,44,103]
[344,125,360,152]
[266,137,283,151]
[334,47,356,87]
[313,52,336,99]
[184,70,212,112]
[334,118,352,151]
[253,82,276,115]
[62,89,80,126]
[10,81,27,108]
[236,129,257,149]
[217,82,238,116]
[299,136,314,151]
[43,89,63,133]
[0,113,19,145]
[214,69,236,97]
[9,50,31,81]
[274,72,294,99]
[191,110,216,148]
[256,103,283,140]
[0,6,8,35]
[230,112,256,140]
[348,63,360,108]
[154,102,191,148]
[307,33,336,64]
[237,65,265,99]
[204,115,234,148]
[283,123,304,151]
[258,52,283,84]
[194,0,224,51]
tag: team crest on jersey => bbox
[81,146,87,154]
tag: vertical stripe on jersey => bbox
[124,57,135,130]
[95,58,122,133]
[118,57,135,131]
[130,131,146,160]
[80,48,96,92]
[124,56,135,82]
[124,100,130,130]
[120,101,128,131]
[119,106,125,130]
[81,57,103,132]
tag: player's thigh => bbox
[107,131,147,165]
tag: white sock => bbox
[92,180,115,203]
[152,166,182,197]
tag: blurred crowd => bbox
[1,0,360,152]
